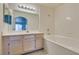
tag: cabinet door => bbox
[23,35,35,52]
[35,34,44,49]
[9,36,23,55]
[36,37,44,49]
[2,37,10,55]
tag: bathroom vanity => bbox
[2,32,44,55]
[2,3,43,55]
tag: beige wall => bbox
[55,4,79,39]
[0,4,3,54]
[39,6,54,35]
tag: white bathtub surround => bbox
[44,35,79,55]
[55,4,79,39]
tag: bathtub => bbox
[44,35,79,55]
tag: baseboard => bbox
[22,48,44,55]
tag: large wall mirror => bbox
[3,3,39,33]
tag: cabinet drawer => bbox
[8,36,23,40]
[35,34,43,38]
[24,35,35,39]
[3,36,9,40]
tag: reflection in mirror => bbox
[3,4,13,32]
[15,16,28,31]
[4,15,12,25]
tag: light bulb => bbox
[23,5,26,9]
[26,6,29,9]
[66,17,72,21]
[33,8,35,10]
[30,7,33,10]
[18,5,22,8]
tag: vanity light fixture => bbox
[17,5,36,11]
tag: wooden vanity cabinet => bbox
[2,35,23,55]
[2,33,44,55]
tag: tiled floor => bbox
[26,49,47,55]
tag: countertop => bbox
[2,31,43,36]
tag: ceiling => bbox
[37,3,63,8]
